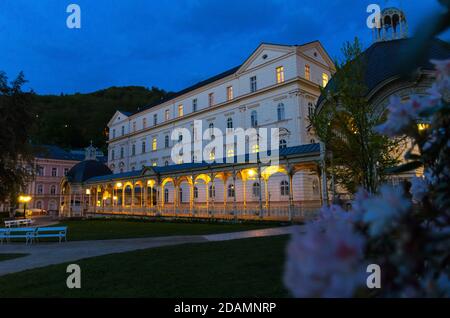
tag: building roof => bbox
[85,143,321,183]
[317,38,450,106]
[33,145,85,161]
[66,160,112,183]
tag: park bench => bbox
[34,226,68,243]
[0,227,35,244]
[4,219,34,228]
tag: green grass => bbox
[59,219,278,241]
[0,254,28,262]
[0,235,290,298]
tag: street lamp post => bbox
[18,195,32,219]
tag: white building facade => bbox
[105,41,334,207]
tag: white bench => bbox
[4,219,34,228]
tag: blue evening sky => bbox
[1,0,448,95]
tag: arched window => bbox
[279,139,287,149]
[37,184,43,195]
[194,186,198,199]
[164,160,169,166]
[252,182,260,197]
[277,103,285,121]
[209,185,216,198]
[251,110,258,127]
[227,117,233,129]
[142,141,146,153]
[227,184,235,198]
[50,185,57,195]
[164,188,169,203]
[280,180,289,196]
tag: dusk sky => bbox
[1,0,448,95]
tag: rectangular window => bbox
[250,76,257,92]
[152,137,157,151]
[226,86,233,101]
[165,135,169,148]
[132,122,136,132]
[192,99,197,112]
[152,161,158,167]
[51,167,57,177]
[121,126,125,135]
[178,104,183,117]
[322,73,329,87]
[37,166,44,176]
[276,66,285,84]
[112,129,116,139]
[153,114,157,126]
[165,109,170,121]
[305,64,311,80]
[142,118,147,129]
[64,168,69,176]
[208,93,214,107]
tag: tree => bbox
[0,71,35,216]
[311,38,401,194]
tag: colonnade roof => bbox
[85,143,321,184]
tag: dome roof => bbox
[66,160,112,183]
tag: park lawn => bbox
[0,235,290,298]
[59,219,279,241]
[0,254,28,262]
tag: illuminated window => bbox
[143,118,147,129]
[208,93,214,107]
[227,148,234,158]
[152,137,157,151]
[250,76,257,92]
[165,109,170,121]
[152,161,157,167]
[192,98,197,112]
[226,86,233,101]
[276,66,285,84]
[178,104,183,117]
[305,64,310,80]
[322,73,329,87]
[251,143,260,153]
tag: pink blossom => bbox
[362,185,411,237]
[284,221,366,297]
